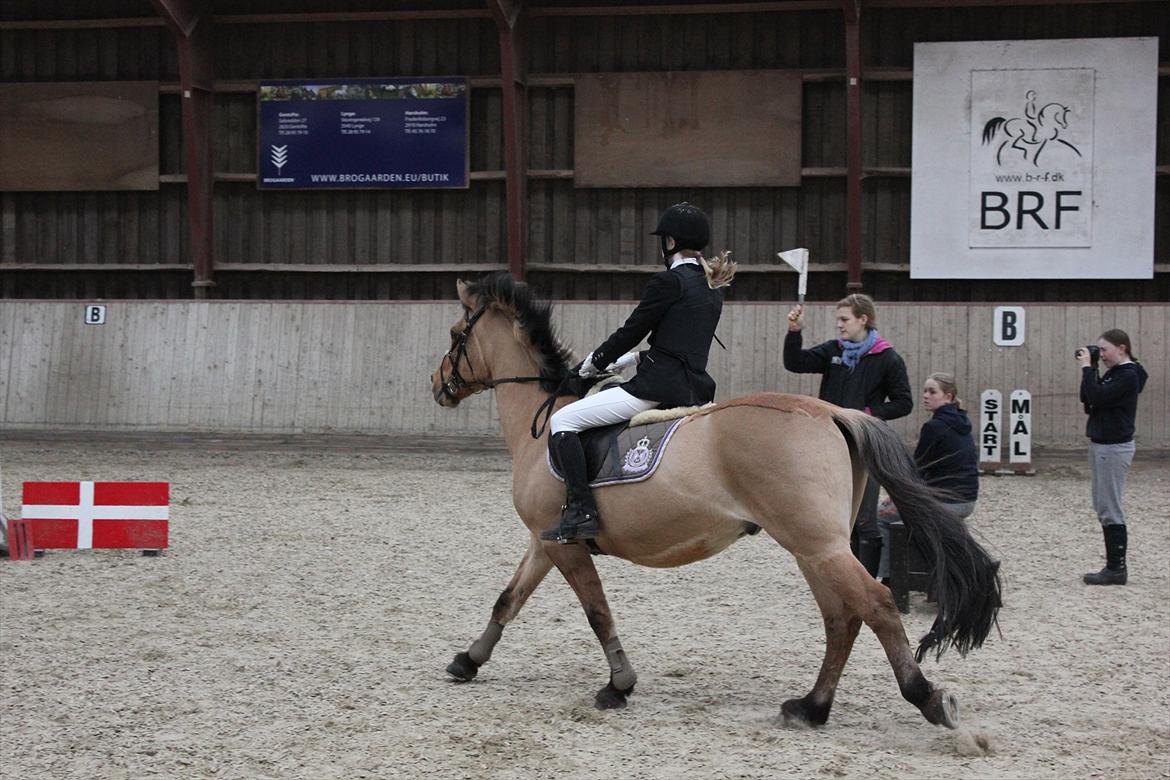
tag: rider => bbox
[540,203,735,544]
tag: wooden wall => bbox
[1,2,1166,301]
[2,300,1165,448]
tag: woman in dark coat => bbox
[1077,328,1148,586]
[876,372,979,581]
[783,293,913,575]
[541,203,736,544]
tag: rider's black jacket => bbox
[590,263,724,408]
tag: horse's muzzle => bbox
[431,373,459,407]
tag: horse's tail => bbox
[981,116,1006,145]
[831,409,1002,663]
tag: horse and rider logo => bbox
[981,90,1082,167]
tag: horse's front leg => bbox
[447,536,554,682]
[543,541,638,710]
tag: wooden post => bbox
[842,0,864,292]
[150,0,216,297]
[488,0,529,281]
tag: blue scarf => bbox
[839,328,878,371]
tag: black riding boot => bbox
[857,537,883,578]
[540,432,601,544]
[1084,524,1127,585]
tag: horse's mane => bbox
[464,271,574,392]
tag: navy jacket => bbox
[783,331,913,421]
[1081,361,1149,444]
[590,263,724,408]
[915,403,979,503]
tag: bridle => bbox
[436,305,546,403]
[436,304,576,440]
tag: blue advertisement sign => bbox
[257,78,468,189]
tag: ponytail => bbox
[699,250,736,289]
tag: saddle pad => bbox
[548,417,687,488]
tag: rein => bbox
[437,305,566,438]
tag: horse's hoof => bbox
[446,651,480,682]
[780,695,830,727]
[922,689,960,729]
[594,681,632,710]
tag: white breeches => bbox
[550,387,659,434]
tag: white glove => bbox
[605,352,638,372]
[578,351,599,378]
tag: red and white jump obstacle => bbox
[4,481,169,561]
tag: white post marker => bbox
[979,389,1003,473]
[777,248,808,304]
[1008,389,1035,475]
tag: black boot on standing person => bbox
[540,431,601,544]
[857,537,883,578]
[1084,524,1127,585]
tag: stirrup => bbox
[539,504,601,544]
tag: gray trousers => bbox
[1089,440,1135,527]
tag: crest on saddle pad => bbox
[548,417,686,488]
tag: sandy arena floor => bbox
[1,435,1167,779]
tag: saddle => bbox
[548,406,704,487]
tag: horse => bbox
[430,272,1001,728]
[982,98,1082,167]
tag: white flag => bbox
[777,248,809,299]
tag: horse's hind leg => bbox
[863,581,960,729]
[447,537,554,682]
[806,548,960,728]
[782,557,863,726]
[543,542,638,710]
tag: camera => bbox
[1076,345,1101,367]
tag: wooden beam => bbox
[217,10,491,24]
[528,2,840,15]
[0,264,191,271]
[215,264,509,273]
[6,262,1166,273]
[151,0,216,298]
[488,0,530,281]
[3,1,1161,31]
[843,0,864,292]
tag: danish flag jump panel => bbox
[21,481,169,550]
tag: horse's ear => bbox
[456,279,476,309]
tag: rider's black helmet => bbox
[651,202,710,252]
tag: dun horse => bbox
[431,272,1001,728]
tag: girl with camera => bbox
[1077,329,1148,586]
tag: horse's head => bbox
[430,273,575,408]
[431,279,497,407]
[1037,102,1071,135]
